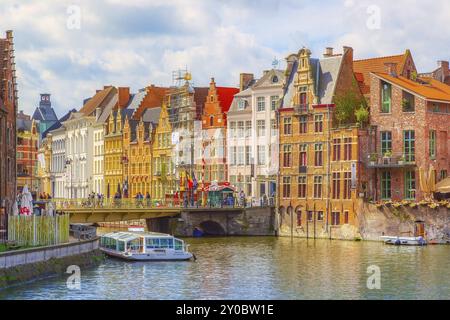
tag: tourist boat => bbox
[100,231,194,261]
[380,236,427,246]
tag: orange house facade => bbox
[277,47,366,239]
[195,78,239,198]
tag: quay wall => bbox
[278,200,450,243]
[0,238,104,288]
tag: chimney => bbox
[6,30,13,39]
[118,87,130,109]
[239,73,254,91]
[323,47,334,58]
[343,46,353,63]
[438,60,449,77]
[384,62,398,77]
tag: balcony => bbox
[366,152,416,168]
[293,104,309,115]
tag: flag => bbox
[186,171,193,190]
[192,172,198,190]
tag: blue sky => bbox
[1,0,449,117]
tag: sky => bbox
[1,0,449,117]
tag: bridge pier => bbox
[147,207,276,237]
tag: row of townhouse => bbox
[36,46,450,220]
[276,46,450,235]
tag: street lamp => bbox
[65,159,73,199]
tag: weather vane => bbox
[272,57,279,69]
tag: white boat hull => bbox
[101,248,193,261]
[380,236,427,246]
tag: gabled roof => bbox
[373,72,450,102]
[79,86,116,116]
[353,51,410,94]
[132,86,168,120]
[281,54,343,107]
[193,87,209,120]
[253,69,285,89]
[216,87,240,113]
[32,105,58,122]
[42,108,77,138]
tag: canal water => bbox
[1,236,449,300]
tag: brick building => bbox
[0,30,17,239]
[278,46,365,236]
[366,65,450,201]
[16,111,39,193]
[419,60,450,85]
[195,78,239,201]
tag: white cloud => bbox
[0,0,449,117]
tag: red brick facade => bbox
[367,73,450,201]
[0,30,17,237]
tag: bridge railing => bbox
[46,197,276,211]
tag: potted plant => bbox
[418,200,429,206]
[428,202,439,210]
[383,150,392,164]
[369,153,377,166]
[384,200,393,207]
[409,202,418,208]
[398,154,405,165]
[393,202,402,208]
[375,202,383,209]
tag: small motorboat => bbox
[380,236,427,246]
[100,231,194,261]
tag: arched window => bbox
[210,116,214,126]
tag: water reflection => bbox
[0,237,449,300]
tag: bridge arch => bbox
[199,220,226,236]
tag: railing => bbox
[366,152,416,168]
[48,197,276,211]
[293,104,309,114]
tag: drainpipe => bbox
[325,106,332,234]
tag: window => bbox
[296,211,302,226]
[429,130,436,159]
[403,130,415,162]
[283,144,292,167]
[283,117,292,135]
[440,170,448,180]
[381,171,391,200]
[270,95,279,111]
[299,144,307,167]
[404,170,416,200]
[332,172,340,199]
[237,146,244,165]
[402,91,415,112]
[344,211,349,224]
[344,172,352,199]
[314,114,323,133]
[245,146,252,165]
[298,176,307,198]
[307,211,313,222]
[299,115,307,134]
[257,97,265,112]
[238,99,246,110]
[314,144,323,166]
[344,138,352,160]
[245,120,252,137]
[272,76,279,83]
[381,81,392,113]
[237,121,244,138]
[271,119,277,136]
[317,211,324,221]
[381,131,392,155]
[333,139,341,161]
[257,145,266,165]
[257,120,265,137]
[230,146,237,165]
[282,176,291,198]
[331,212,340,226]
[210,116,214,126]
[230,121,236,138]
[314,176,323,198]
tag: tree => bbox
[334,90,367,126]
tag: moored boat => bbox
[380,236,427,246]
[100,231,194,261]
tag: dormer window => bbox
[238,99,246,110]
[272,76,279,83]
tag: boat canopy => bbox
[101,231,176,240]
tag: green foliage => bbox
[334,90,367,126]
[355,105,369,126]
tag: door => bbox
[414,221,425,237]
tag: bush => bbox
[334,90,367,126]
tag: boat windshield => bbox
[127,238,142,252]
[146,237,183,250]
